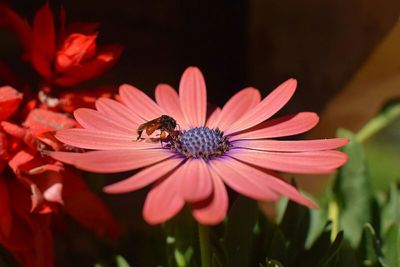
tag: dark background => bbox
[2,0,400,113]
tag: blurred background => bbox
[1,0,399,118]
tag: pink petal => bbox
[43,183,63,204]
[143,175,185,225]
[225,79,297,134]
[55,128,160,150]
[95,97,143,128]
[179,159,213,202]
[104,157,184,193]
[229,112,319,141]
[51,149,172,173]
[229,149,348,174]
[119,84,164,121]
[74,108,134,135]
[192,170,228,225]
[179,67,207,127]
[216,87,261,131]
[206,107,222,128]
[213,157,316,208]
[155,84,190,130]
[233,138,348,152]
[209,157,279,201]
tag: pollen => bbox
[168,127,230,159]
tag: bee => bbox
[136,115,177,141]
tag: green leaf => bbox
[298,226,343,267]
[382,224,400,267]
[164,207,196,267]
[334,129,372,247]
[333,240,358,267]
[381,184,400,235]
[317,231,344,267]
[224,196,258,267]
[358,224,387,267]
[358,102,400,191]
[115,255,131,267]
[279,194,310,264]
[258,215,287,265]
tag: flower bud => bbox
[55,33,97,72]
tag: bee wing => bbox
[137,117,160,131]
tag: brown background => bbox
[2,0,400,117]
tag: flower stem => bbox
[356,104,400,143]
[198,224,211,267]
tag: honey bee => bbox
[136,115,177,141]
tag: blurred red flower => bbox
[0,3,123,87]
[0,86,119,267]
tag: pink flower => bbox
[52,67,348,225]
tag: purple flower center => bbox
[169,127,230,159]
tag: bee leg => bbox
[160,131,167,148]
[160,131,167,140]
[136,130,143,141]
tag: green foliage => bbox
[164,207,197,267]
[334,129,372,246]
[359,102,400,190]
[224,196,259,267]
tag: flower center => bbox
[169,127,230,158]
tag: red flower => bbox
[0,86,119,266]
[0,86,22,122]
[0,3,123,87]
[0,178,54,267]
[55,33,97,72]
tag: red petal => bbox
[2,180,54,267]
[0,178,12,238]
[58,85,115,113]
[62,168,120,239]
[8,150,35,174]
[33,2,55,64]
[0,86,22,121]
[31,46,52,80]
[24,109,77,135]
[54,44,123,86]
[0,131,6,158]
[58,6,66,43]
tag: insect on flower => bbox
[51,67,349,226]
[136,115,178,141]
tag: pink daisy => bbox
[51,67,348,225]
